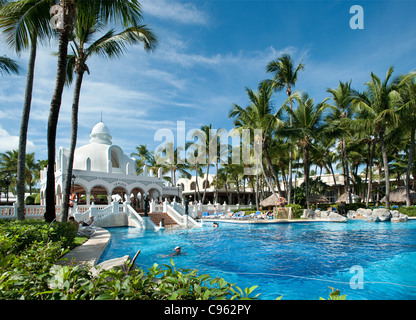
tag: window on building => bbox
[111,150,120,168]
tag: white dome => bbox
[72,122,135,175]
[89,122,112,145]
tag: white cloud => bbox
[140,0,209,25]
[0,126,36,153]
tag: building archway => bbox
[72,184,88,205]
[112,186,128,203]
[130,187,145,211]
[56,184,62,205]
[90,185,110,205]
[149,188,161,201]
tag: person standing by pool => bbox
[339,201,346,216]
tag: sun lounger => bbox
[224,212,234,219]
[211,211,219,218]
[231,211,240,219]
[202,212,209,218]
[232,211,246,219]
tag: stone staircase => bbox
[139,212,178,227]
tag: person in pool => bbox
[170,246,187,256]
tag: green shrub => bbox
[25,194,36,205]
[0,220,261,300]
[0,220,77,256]
[398,206,416,217]
[36,260,260,300]
[285,204,303,218]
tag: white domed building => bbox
[39,122,180,209]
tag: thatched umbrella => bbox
[336,192,361,203]
[381,187,416,203]
[308,194,329,203]
[260,194,286,208]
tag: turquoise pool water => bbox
[98,220,416,300]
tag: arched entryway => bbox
[72,183,88,205]
[112,186,128,203]
[90,185,110,205]
[130,187,145,211]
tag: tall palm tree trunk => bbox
[215,162,219,204]
[202,162,209,204]
[45,30,69,222]
[379,132,390,208]
[287,92,293,204]
[303,143,310,210]
[16,36,37,221]
[62,70,84,222]
[406,127,415,206]
[366,139,375,207]
[262,139,282,197]
[342,138,352,204]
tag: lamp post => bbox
[144,193,149,217]
[5,172,11,205]
[176,183,181,202]
[71,175,76,192]
[185,195,190,216]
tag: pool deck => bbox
[59,227,111,267]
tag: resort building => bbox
[39,122,180,211]
[178,171,405,205]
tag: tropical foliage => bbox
[0,220,260,300]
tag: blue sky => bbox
[1,0,416,165]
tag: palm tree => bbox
[131,144,152,165]
[0,0,52,220]
[131,144,153,175]
[200,124,215,204]
[24,152,39,194]
[266,54,304,204]
[396,72,416,206]
[229,80,285,201]
[327,81,354,204]
[45,0,147,222]
[284,92,329,210]
[0,55,21,75]
[352,67,406,208]
[185,135,205,202]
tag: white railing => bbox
[166,203,201,228]
[0,200,201,228]
[187,202,255,217]
[0,204,63,220]
[125,204,157,230]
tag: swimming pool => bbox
[98,220,416,300]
